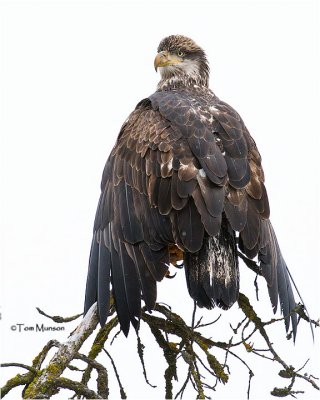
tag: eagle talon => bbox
[174,262,184,269]
[165,271,177,279]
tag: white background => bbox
[1,0,319,399]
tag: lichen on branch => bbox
[1,295,319,399]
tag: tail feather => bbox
[184,221,239,310]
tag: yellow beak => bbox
[154,51,182,71]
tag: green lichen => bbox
[271,386,292,397]
[31,340,58,369]
[147,322,178,399]
[56,377,99,399]
[23,365,59,399]
[1,372,34,397]
[206,354,229,383]
[189,365,205,399]
[24,317,97,399]
[278,367,295,379]
[88,317,118,359]
[2,300,318,399]
[81,316,118,387]
[238,293,261,324]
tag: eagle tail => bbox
[184,222,239,310]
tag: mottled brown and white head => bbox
[154,35,209,90]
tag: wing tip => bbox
[262,221,299,341]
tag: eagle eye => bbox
[177,50,185,57]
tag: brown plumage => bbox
[84,34,297,338]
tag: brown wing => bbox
[84,104,173,335]
[202,93,295,335]
[207,99,296,335]
[84,90,297,337]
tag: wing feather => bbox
[109,231,131,335]
[171,172,189,210]
[84,232,99,314]
[118,181,144,244]
[177,199,204,252]
[158,178,172,215]
[192,187,222,236]
[97,230,111,326]
[125,243,157,311]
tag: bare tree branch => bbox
[36,308,82,323]
[1,296,319,399]
[23,303,98,399]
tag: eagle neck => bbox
[157,75,208,91]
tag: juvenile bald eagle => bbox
[84,35,297,337]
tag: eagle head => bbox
[154,35,209,89]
